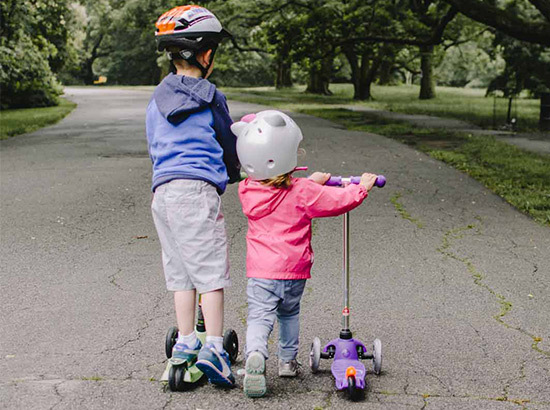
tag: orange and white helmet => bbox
[155,5,231,76]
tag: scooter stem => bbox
[342,211,351,337]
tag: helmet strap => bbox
[168,45,218,78]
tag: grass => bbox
[222,84,541,131]
[0,98,76,140]
[302,108,550,226]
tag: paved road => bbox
[1,87,549,410]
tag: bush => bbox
[0,38,62,110]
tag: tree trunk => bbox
[82,59,95,85]
[344,50,360,99]
[306,57,332,95]
[355,52,382,101]
[275,59,292,88]
[275,40,293,89]
[377,47,396,85]
[419,45,436,99]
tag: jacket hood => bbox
[239,178,293,219]
[153,73,216,125]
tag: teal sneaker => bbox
[170,340,201,366]
[243,351,267,398]
[195,343,235,387]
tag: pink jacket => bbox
[238,177,368,280]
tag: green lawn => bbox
[222,84,541,131]
[0,98,77,140]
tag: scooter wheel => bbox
[223,329,239,364]
[373,338,382,375]
[165,327,178,359]
[168,363,187,392]
[309,337,321,373]
[347,375,360,401]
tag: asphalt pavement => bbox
[1,87,549,409]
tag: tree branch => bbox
[430,6,458,43]
[528,0,550,22]
[443,0,550,46]
[229,37,269,54]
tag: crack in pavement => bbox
[390,191,425,229]
[436,223,549,358]
[100,292,165,355]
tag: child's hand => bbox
[308,172,331,185]
[360,173,378,191]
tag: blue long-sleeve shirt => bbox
[146,73,240,193]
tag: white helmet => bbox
[231,110,303,180]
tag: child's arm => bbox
[301,173,376,218]
[212,92,241,184]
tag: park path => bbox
[344,105,550,155]
[0,87,549,410]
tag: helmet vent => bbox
[258,128,262,133]
[265,114,286,127]
[267,160,275,169]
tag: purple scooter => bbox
[309,174,386,401]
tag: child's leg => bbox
[244,278,282,398]
[200,288,224,345]
[196,288,236,387]
[174,290,196,336]
[246,278,281,359]
[277,280,307,362]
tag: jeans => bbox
[245,278,307,361]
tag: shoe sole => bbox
[244,353,266,398]
[278,369,297,377]
[195,359,235,388]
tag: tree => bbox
[443,0,550,46]
[0,0,73,108]
[487,34,550,97]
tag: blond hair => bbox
[260,172,293,189]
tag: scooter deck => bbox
[161,361,204,383]
[324,337,368,390]
[331,359,366,390]
[161,330,206,384]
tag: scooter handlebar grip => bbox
[325,176,342,186]
[325,175,387,187]
[375,175,386,188]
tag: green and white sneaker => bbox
[243,351,267,398]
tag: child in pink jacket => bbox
[231,110,378,398]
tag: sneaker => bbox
[170,340,201,366]
[278,359,298,377]
[243,351,267,398]
[195,343,235,387]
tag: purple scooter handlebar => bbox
[326,175,386,188]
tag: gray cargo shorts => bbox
[151,179,230,293]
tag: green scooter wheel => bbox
[168,363,187,392]
[165,327,178,359]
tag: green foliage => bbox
[488,34,550,97]
[0,98,76,139]
[0,0,70,108]
[0,37,62,109]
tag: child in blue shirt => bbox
[146,5,239,387]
